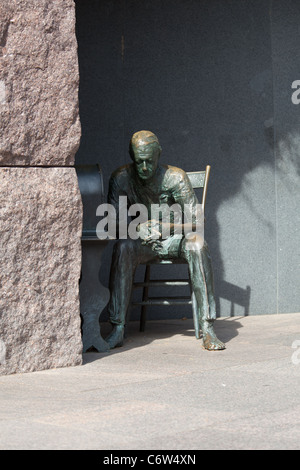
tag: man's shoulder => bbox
[109,164,133,184]
[162,165,189,186]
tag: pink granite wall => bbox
[0,0,83,375]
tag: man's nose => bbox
[142,161,147,171]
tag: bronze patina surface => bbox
[105,130,225,350]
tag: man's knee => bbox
[112,239,145,268]
[113,238,136,257]
[181,233,205,257]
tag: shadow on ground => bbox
[82,317,243,365]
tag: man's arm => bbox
[139,169,203,241]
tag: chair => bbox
[131,165,211,339]
[75,164,111,352]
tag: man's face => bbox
[132,143,160,181]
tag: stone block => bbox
[0,167,83,375]
[0,0,81,165]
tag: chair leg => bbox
[140,264,151,332]
[189,277,201,339]
[191,291,200,339]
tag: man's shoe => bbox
[201,320,225,350]
[105,324,125,349]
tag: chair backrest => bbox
[75,164,104,238]
[186,165,211,212]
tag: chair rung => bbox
[142,259,187,265]
[134,279,190,288]
[133,296,192,306]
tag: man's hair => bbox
[129,130,162,160]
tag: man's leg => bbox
[106,238,156,348]
[180,234,225,350]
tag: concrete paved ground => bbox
[0,313,299,450]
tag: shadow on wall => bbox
[74,0,300,320]
[217,281,251,317]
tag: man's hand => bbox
[138,221,166,255]
[138,220,161,242]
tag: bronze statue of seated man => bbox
[105,130,225,351]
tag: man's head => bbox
[129,130,162,181]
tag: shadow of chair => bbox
[216,281,251,317]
